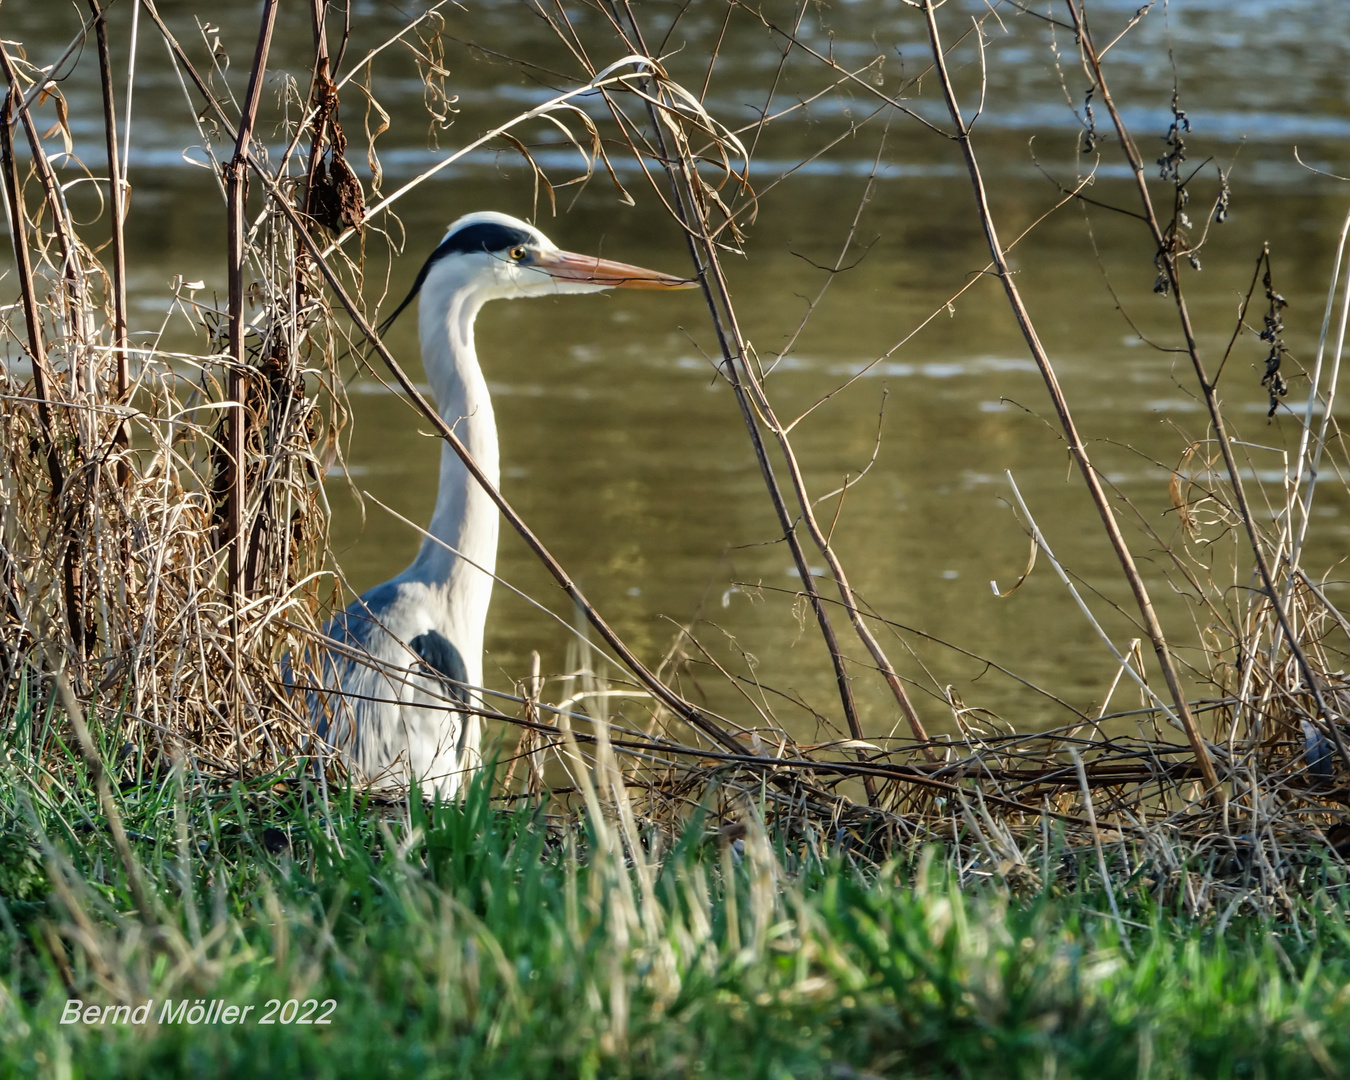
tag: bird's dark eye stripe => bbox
[377,222,539,337]
[430,223,536,263]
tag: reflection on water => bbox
[8,1,1350,741]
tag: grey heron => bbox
[315,211,692,797]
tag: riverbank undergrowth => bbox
[1,701,1347,1080]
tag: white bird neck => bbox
[399,278,501,660]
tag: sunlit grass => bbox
[2,689,1348,1080]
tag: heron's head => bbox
[382,211,694,331]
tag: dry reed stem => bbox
[1,5,338,774]
[920,0,1219,794]
[605,4,938,791]
[1067,1,1350,779]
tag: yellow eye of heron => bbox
[509,246,527,261]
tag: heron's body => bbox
[313,212,689,797]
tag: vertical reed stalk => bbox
[608,2,935,787]
[224,0,279,751]
[226,0,279,602]
[0,85,87,662]
[87,0,130,482]
[303,0,334,220]
[1062,0,1350,777]
[919,0,1220,793]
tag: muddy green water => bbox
[9,1,1350,743]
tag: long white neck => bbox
[396,275,501,679]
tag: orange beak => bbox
[536,249,697,290]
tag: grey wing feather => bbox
[312,583,402,743]
[410,629,471,708]
[312,584,480,791]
